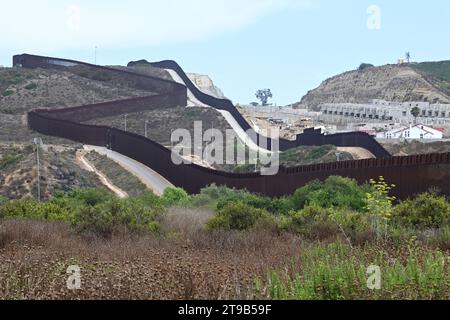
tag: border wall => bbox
[17,54,450,199]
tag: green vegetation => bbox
[0,145,33,170]
[1,177,448,247]
[413,61,450,95]
[0,189,163,237]
[358,63,374,71]
[0,176,448,300]
[291,176,369,211]
[414,61,450,84]
[0,71,28,87]
[85,151,148,197]
[393,193,450,229]
[1,90,14,97]
[24,83,38,90]
[0,196,7,206]
[161,187,189,207]
[207,202,273,231]
[256,242,448,300]
[279,145,352,167]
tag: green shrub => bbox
[0,197,40,220]
[281,204,371,241]
[291,176,369,211]
[67,188,113,206]
[393,193,450,229]
[0,153,24,170]
[24,83,37,90]
[0,197,72,222]
[215,188,291,215]
[0,196,8,207]
[207,202,273,231]
[72,197,162,237]
[291,180,323,210]
[306,145,333,161]
[359,63,374,71]
[73,205,116,236]
[1,90,13,97]
[161,187,189,206]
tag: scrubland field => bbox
[0,178,448,300]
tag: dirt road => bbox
[76,150,128,198]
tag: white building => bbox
[376,124,443,140]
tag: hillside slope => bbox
[296,62,450,111]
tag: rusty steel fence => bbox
[142,59,391,157]
[16,53,450,199]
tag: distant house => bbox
[376,124,443,140]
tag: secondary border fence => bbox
[17,54,450,198]
[144,60,391,157]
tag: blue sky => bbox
[1,0,449,105]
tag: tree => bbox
[359,63,374,71]
[406,52,411,63]
[255,89,273,106]
[411,106,421,124]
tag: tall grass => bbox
[256,242,449,300]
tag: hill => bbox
[295,61,450,111]
[412,60,450,97]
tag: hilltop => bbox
[295,61,450,111]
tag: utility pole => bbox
[33,137,42,202]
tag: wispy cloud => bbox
[1,0,314,51]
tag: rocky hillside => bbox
[0,144,105,200]
[296,61,450,111]
[187,73,226,99]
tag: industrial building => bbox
[320,99,450,124]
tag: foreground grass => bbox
[0,218,448,300]
[0,181,448,300]
[0,218,300,300]
[256,242,449,300]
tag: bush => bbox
[0,153,24,170]
[281,204,371,241]
[306,145,333,161]
[72,197,162,237]
[393,193,450,229]
[67,188,113,206]
[161,187,189,207]
[0,197,72,222]
[1,90,13,97]
[0,196,8,207]
[215,188,291,215]
[24,83,37,90]
[359,63,374,71]
[0,190,164,237]
[291,176,368,211]
[207,202,273,231]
